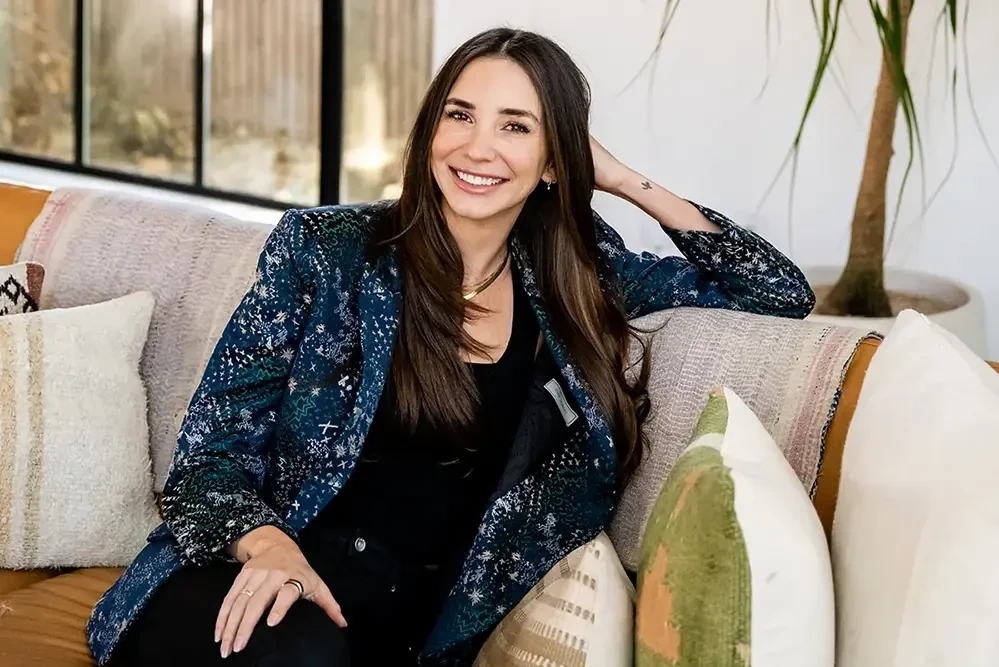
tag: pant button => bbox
[353,537,367,552]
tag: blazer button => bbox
[353,537,367,553]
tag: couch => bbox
[1,181,996,666]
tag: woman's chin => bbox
[442,194,509,222]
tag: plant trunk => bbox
[818,0,913,318]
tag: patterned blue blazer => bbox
[87,201,814,665]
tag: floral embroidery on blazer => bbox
[86,200,814,665]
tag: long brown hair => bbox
[371,28,652,482]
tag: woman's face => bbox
[431,56,550,225]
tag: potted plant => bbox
[653,0,990,355]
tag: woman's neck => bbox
[443,202,521,284]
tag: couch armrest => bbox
[0,569,60,596]
[0,182,50,265]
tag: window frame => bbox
[0,0,343,210]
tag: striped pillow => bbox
[0,291,160,568]
[475,532,634,667]
[0,262,44,316]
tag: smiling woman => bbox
[89,27,814,667]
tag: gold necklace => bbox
[462,249,510,300]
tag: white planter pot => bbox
[804,266,989,358]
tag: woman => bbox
[89,27,814,667]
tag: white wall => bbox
[434,0,999,356]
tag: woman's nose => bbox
[465,126,496,161]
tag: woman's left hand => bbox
[590,135,631,194]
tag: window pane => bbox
[206,0,320,205]
[88,0,195,182]
[0,0,75,161]
[341,0,433,203]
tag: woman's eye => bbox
[445,109,471,122]
[505,122,530,134]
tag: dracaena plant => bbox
[651,0,994,318]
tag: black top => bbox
[311,270,539,571]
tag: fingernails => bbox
[233,637,246,653]
[214,631,220,643]
[220,644,231,659]
[267,614,278,626]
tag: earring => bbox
[546,181,552,191]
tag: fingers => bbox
[309,580,348,629]
[215,567,251,644]
[219,569,268,658]
[265,581,302,627]
[232,571,287,654]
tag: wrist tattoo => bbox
[641,180,652,190]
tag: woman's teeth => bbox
[456,170,503,187]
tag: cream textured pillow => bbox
[832,309,999,667]
[0,291,160,568]
[474,532,634,667]
[636,387,834,667]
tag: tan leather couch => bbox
[1,182,997,665]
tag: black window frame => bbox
[0,0,343,211]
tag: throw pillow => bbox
[0,262,44,316]
[831,309,999,667]
[0,291,161,568]
[636,387,834,667]
[474,531,634,667]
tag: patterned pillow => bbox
[475,532,634,667]
[0,262,44,316]
[636,387,834,667]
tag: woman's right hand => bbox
[216,525,347,658]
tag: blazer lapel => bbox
[508,237,615,457]
[285,249,401,532]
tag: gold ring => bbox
[240,589,254,598]
[284,578,305,597]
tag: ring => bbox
[240,589,255,598]
[283,578,305,597]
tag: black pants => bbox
[111,528,453,667]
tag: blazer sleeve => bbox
[160,209,314,566]
[595,202,815,320]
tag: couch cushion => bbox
[16,188,273,491]
[0,184,49,265]
[0,569,59,596]
[0,567,122,666]
[613,306,875,571]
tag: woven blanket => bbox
[611,307,876,571]
[16,188,273,491]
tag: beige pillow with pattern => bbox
[474,531,634,667]
[0,291,160,568]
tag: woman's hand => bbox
[216,526,347,658]
[590,135,632,194]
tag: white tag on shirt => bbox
[544,378,579,427]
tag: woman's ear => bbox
[541,165,557,185]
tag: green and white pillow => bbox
[636,387,834,667]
